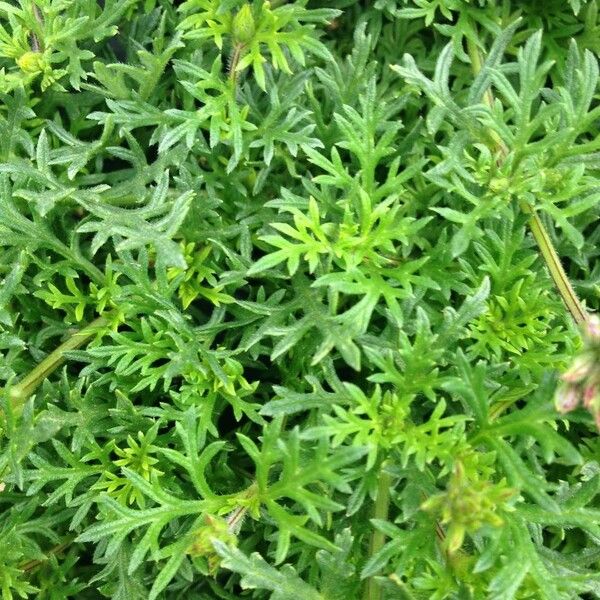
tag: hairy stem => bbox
[466,38,587,326]
[229,42,245,86]
[8,316,107,409]
[363,466,392,600]
[20,536,75,573]
[29,3,44,52]
[521,204,588,325]
[388,575,419,599]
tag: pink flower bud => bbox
[585,314,600,344]
[583,384,598,409]
[561,354,594,384]
[555,383,580,413]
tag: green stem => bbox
[363,466,392,600]
[20,535,75,573]
[522,203,587,325]
[388,575,418,600]
[466,37,587,326]
[8,316,108,409]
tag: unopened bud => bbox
[561,354,594,384]
[583,384,598,409]
[489,177,510,193]
[188,514,237,573]
[17,51,43,73]
[555,383,580,414]
[232,4,255,45]
[446,523,465,555]
[585,314,600,344]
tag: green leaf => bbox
[213,541,324,600]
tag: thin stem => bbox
[466,37,588,326]
[30,3,44,52]
[522,203,587,325]
[229,42,245,86]
[20,536,75,573]
[388,575,418,599]
[363,466,392,600]
[8,316,108,409]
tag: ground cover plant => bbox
[0,0,600,598]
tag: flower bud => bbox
[561,354,594,384]
[188,514,238,574]
[446,523,465,555]
[17,51,44,73]
[489,177,510,194]
[583,383,599,410]
[585,314,600,344]
[555,383,580,414]
[232,4,255,45]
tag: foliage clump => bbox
[0,1,600,599]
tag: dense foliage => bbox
[1,1,600,598]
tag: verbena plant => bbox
[1,1,600,598]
